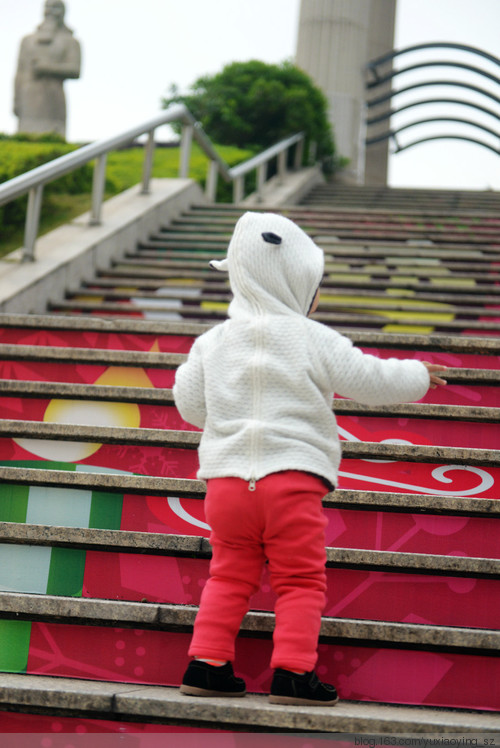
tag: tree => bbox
[163,60,336,168]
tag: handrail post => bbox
[22,184,44,262]
[294,137,304,169]
[90,155,107,225]
[256,163,267,201]
[206,160,219,202]
[233,175,244,203]
[277,150,287,183]
[179,124,194,178]
[141,130,156,194]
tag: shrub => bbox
[163,60,336,168]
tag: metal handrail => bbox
[0,103,305,262]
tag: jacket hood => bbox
[210,211,324,318]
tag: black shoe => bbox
[180,660,246,697]
[269,668,338,706]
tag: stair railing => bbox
[0,104,305,263]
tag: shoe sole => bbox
[180,684,246,698]
[269,694,339,706]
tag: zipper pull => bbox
[248,479,256,492]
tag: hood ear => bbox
[209,258,229,272]
[262,232,282,245]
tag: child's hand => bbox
[423,362,448,388]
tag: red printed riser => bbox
[0,329,194,354]
[120,492,500,556]
[0,362,176,389]
[0,712,224,736]
[2,433,499,494]
[0,396,498,450]
[81,552,500,630]
[7,621,499,711]
[0,400,188,432]
[1,328,499,374]
[0,359,496,409]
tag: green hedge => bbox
[0,137,95,244]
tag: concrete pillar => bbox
[295,0,396,185]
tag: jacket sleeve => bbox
[315,325,430,406]
[172,337,207,429]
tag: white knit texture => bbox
[173,212,430,487]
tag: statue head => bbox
[37,0,71,38]
[44,0,66,24]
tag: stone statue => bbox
[14,0,81,138]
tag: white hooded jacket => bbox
[173,211,430,488]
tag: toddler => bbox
[173,211,446,705]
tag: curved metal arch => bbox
[366,60,500,90]
[366,97,500,127]
[366,116,500,147]
[389,133,500,156]
[367,79,500,109]
[367,42,500,74]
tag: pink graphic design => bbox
[24,622,500,711]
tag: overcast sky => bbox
[1,0,500,191]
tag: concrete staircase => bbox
[0,187,500,735]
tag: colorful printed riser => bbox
[0,714,374,747]
[360,348,500,370]
[0,395,498,450]
[0,362,176,388]
[0,400,188,432]
[1,620,497,711]
[1,436,499,494]
[4,464,499,555]
[42,310,500,334]
[337,415,500,450]
[0,711,225,737]
[0,330,194,354]
[1,328,499,373]
[81,552,500,630]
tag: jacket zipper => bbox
[231,245,264,493]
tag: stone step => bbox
[155,222,500,244]
[1,313,499,354]
[2,592,499,653]
[1,419,499,465]
[2,381,497,423]
[2,522,499,578]
[102,265,500,295]
[168,207,500,227]
[85,277,500,307]
[144,235,500,259]
[300,186,500,211]
[185,202,500,228]
[171,209,500,226]
[2,672,499,733]
[82,275,500,311]
[0,343,183,368]
[129,247,500,274]
[111,253,500,283]
[0,343,497,383]
[1,467,498,516]
[119,249,500,272]
[48,300,500,332]
[69,287,500,319]
[196,193,500,211]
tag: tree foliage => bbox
[163,60,336,165]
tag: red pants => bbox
[189,471,328,672]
